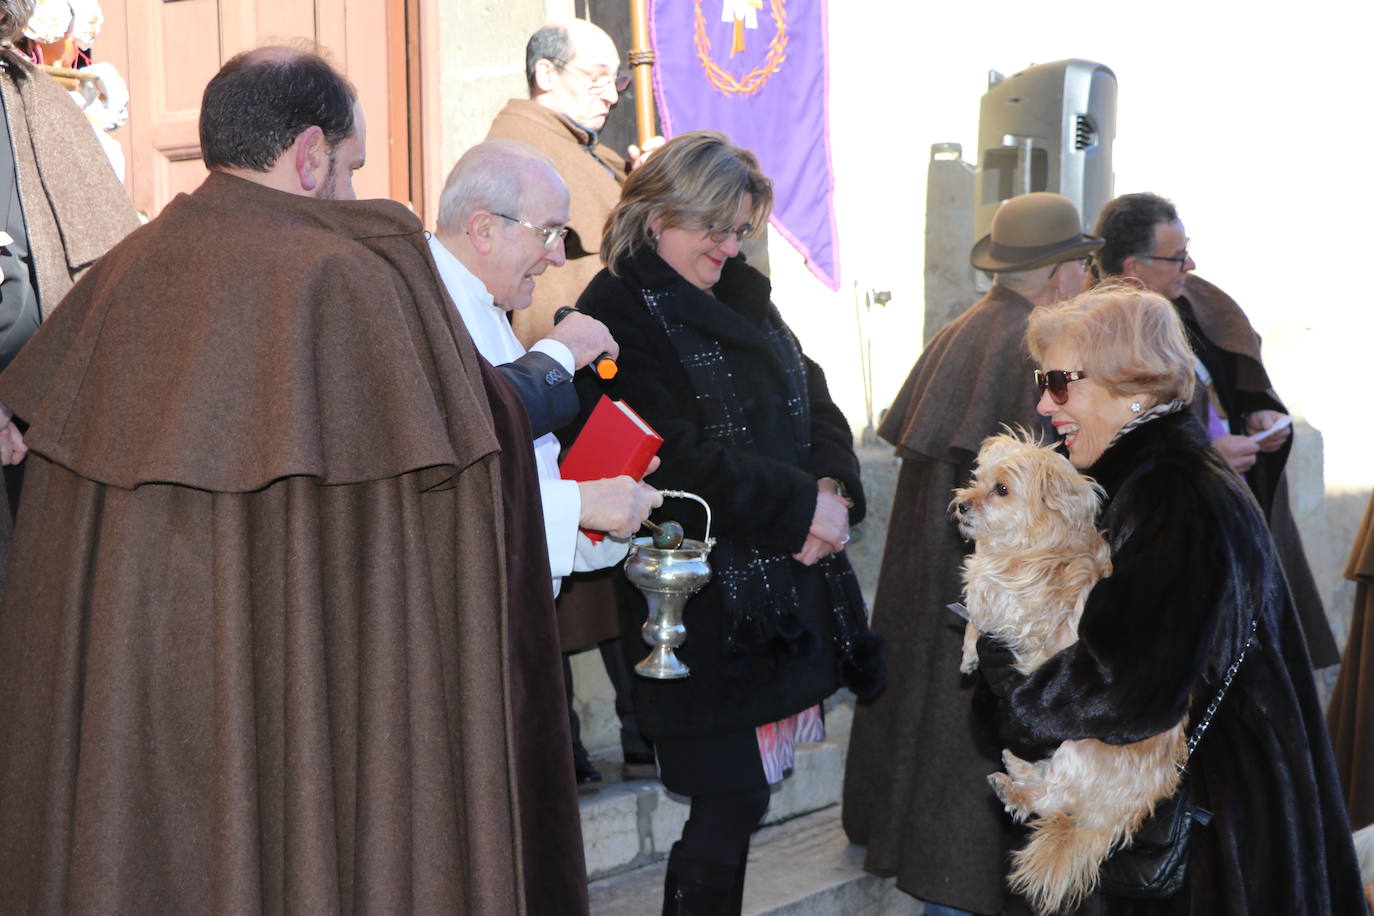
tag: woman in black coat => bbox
[980,284,1366,913]
[572,131,881,914]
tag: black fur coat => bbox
[989,410,1366,914]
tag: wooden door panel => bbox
[124,0,220,214]
[253,1,318,46]
[319,0,392,203]
[110,0,419,217]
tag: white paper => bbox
[1250,414,1292,442]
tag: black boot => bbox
[661,843,741,916]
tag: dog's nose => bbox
[956,502,970,515]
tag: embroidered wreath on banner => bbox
[693,0,788,97]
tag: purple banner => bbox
[649,0,840,290]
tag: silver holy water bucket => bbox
[624,491,714,680]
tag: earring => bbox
[1130,401,1142,413]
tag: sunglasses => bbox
[1035,369,1087,405]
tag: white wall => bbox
[761,0,1369,649]
[776,0,1367,480]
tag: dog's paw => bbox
[1001,748,1047,784]
[987,772,1026,821]
[988,770,1039,822]
[959,622,981,674]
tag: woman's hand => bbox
[792,483,851,566]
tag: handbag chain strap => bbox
[1178,614,1260,773]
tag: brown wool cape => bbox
[1179,274,1337,668]
[0,50,140,564]
[1328,492,1374,831]
[0,172,587,915]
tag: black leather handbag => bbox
[1097,616,1257,899]
[1098,780,1213,897]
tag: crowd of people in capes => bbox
[0,18,879,914]
[0,6,1371,915]
[845,188,1373,916]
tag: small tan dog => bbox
[954,431,1188,915]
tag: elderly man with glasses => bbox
[486,18,665,784]
[843,192,1101,916]
[429,138,660,599]
[1091,191,1338,671]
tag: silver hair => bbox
[436,138,563,235]
[996,263,1059,294]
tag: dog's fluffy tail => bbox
[1008,811,1114,915]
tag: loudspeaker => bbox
[973,59,1117,242]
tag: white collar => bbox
[427,234,525,365]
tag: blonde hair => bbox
[1025,280,1196,405]
[600,131,773,273]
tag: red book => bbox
[560,395,663,542]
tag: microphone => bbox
[553,306,618,380]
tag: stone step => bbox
[587,806,925,915]
[580,740,846,881]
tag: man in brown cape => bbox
[843,193,1100,916]
[1092,191,1338,669]
[0,46,587,915]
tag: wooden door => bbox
[101,0,421,219]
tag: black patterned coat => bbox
[571,249,865,744]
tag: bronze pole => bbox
[627,0,657,150]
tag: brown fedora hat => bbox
[969,192,1103,273]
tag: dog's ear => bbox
[1031,452,1101,522]
[1030,450,1079,516]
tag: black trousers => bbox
[676,785,771,868]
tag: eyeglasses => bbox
[554,60,631,93]
[705,222,754,243]
[1050,256,1093,277]
[1139,240,1191,270]
[1035,369,1087,405]
[493,213,569,251]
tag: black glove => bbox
[975,633,1023,699]
[974,634,1058,761]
